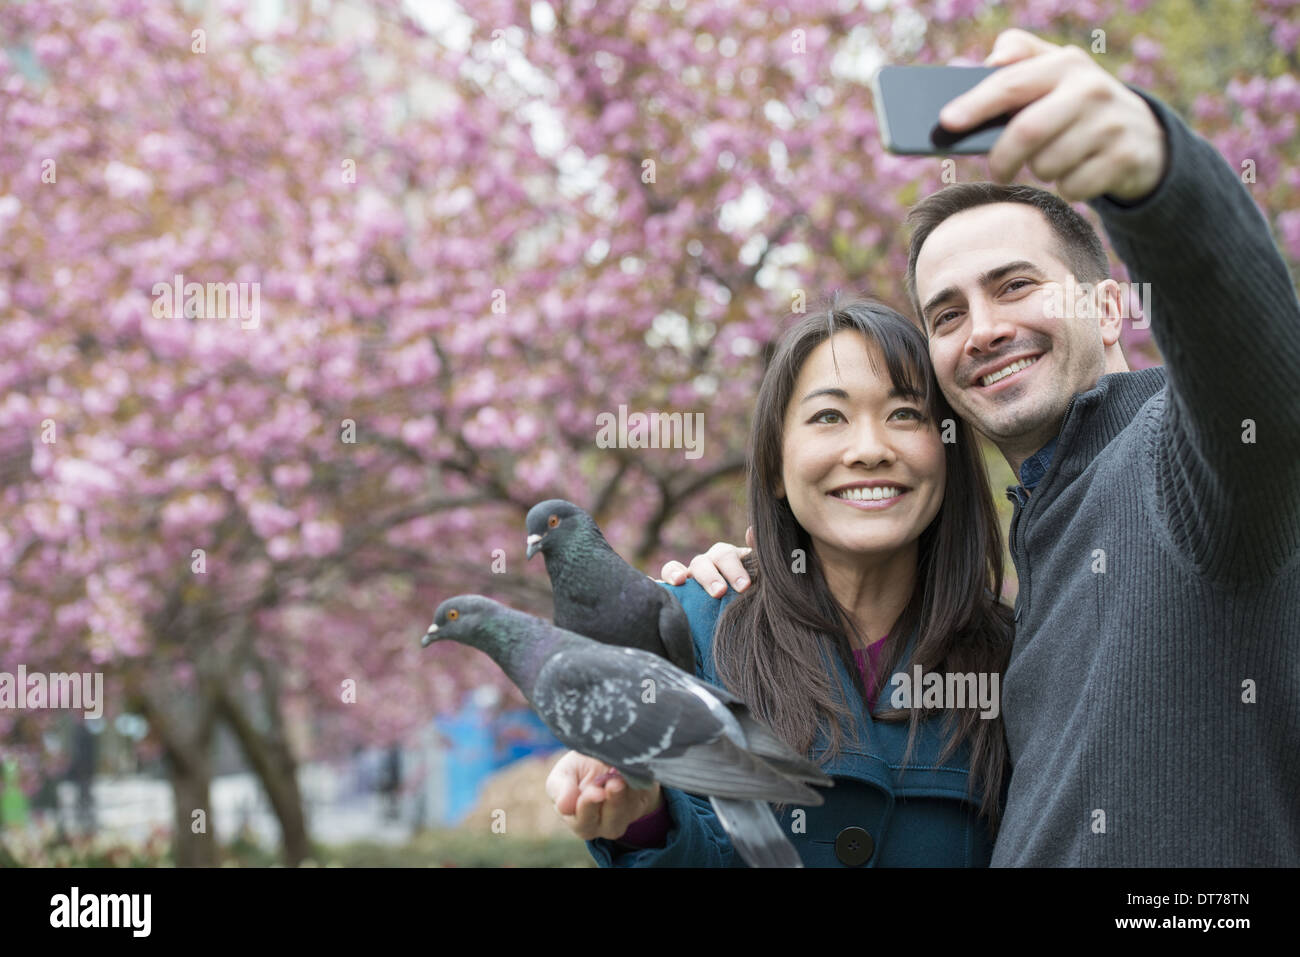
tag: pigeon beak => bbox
[525,534,542,559]
[420,622,438,647]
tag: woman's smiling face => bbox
[776,331,947,568]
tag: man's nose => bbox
[965,299,1017,355]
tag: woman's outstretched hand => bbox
[545,750,663,841]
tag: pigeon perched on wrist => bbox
[422,595,832,867]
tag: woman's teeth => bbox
[834,487,903,501]
[981,355,1038,386]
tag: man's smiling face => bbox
[914,202,1111,462]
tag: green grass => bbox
[1,823,596,867]
[319,829,595,868]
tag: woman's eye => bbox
[890,407,925,422]
[811,409,843,424]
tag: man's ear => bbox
[1094,278,1126,347]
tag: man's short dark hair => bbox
[904,183,1110,325]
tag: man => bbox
[662,30,1300,865]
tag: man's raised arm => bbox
[1087,90,1300,579]
[943,28,1300,579]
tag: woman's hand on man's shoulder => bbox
[659,528,755,597]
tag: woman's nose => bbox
[841,421,895,468]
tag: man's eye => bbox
[932,310,956,329]
[811,410,843,424]
[1005,279,1033,293]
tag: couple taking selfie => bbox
[545,29,1300,867]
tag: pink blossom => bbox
[300,519,342,557]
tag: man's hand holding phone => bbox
[952,29,1168,201]
[876,29,1169,203]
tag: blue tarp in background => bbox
[434,696,562,825]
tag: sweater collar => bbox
[1004,367,1168,504]
[1008,436,1059,507]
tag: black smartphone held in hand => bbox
[872,65,1014,155]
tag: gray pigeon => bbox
[525,499,695,674]
[421,595,833,867]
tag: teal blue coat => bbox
[587,579,1000,867]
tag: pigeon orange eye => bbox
[447,609,459,621]
[548,515,559,528]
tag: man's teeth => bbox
[981,356,1038,386]
[834,487,903,501]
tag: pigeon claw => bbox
[591,768,624,788]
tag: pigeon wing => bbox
[532,644,821,803]
[727,705,834,787]
[655,588,698,673]
[530,644,726,768]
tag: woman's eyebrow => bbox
[799,387,850,404]
[799,385,919,403]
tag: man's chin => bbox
[959,395,1060,447]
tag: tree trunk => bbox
[215,674,312,866]
[166,748,217,867]
[131,672,221,868]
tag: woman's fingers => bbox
[550,752,664,841]
[549,751,624,837]
[659,559,689,584]
[581,778,661,841]
[571,785,610,838]
[689,541,753,596]
[662,531,756,592]
[545,750,586,816]
[574,776,637,841]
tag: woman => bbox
[545,298,1014,866]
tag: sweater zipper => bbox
[1010,502,1027,623]
[1010,394,1083,624]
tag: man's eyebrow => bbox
[920,260,1047,324]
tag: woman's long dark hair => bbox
[712,297,1014,832]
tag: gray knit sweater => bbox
[990,92,1300,866]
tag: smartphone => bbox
[872,65,1013,155]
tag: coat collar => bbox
[806,620,980,802]
[675,580,981,803]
